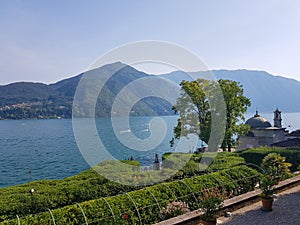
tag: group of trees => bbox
[171,78,251,152]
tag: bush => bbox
[198,188,226,221]
[160,201,190,220]
[239,147,300,171]
[0,163,138,222]
[0,166,260,225]
[162,152,246,180]
[260,153,291,198]
[261,153,291,178]
[0,153,246,222]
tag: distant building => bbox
[271,138,300,147]
[237,109,288,150]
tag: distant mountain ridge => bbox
[0,62,173,119]
[215,69,300,112]
[161,69,300,112]
[1,63,300,119]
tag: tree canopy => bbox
[171,78,251,152]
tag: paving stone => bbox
[218,185,300,225]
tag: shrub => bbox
[260,153,291,198]
[0,166,260,225]
[162,152,246,180]
[261,153,291,178]
[239,147,300,171]
[198,188,226,222]
[160,201,190,220]
[0,153,247,222]
[0,165,138,222]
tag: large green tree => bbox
[171,79,250,152]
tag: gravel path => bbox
[218,185,300,225]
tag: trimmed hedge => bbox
[0,166,260,225]
[239,147,300,171]
[163,152,246,179]
[0,161,139,222]
[0,153,246,222]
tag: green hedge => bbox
[0,153,246,222]
[163,152,246,179]
[239,147,300,171]
[0,166,260,225]
[0,161,139,222]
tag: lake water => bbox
[0,116,178,188]
[1,112,300,188]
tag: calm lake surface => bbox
[1,113,300,188]
[0,116,178,188]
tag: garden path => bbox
[218,185,300,225]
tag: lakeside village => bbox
[0,101,65,120]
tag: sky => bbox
[1,0,300,84]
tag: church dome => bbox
[245,111,272,129]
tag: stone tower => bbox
[274,108,282,128]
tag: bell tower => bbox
[274,108,282,128]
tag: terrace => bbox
[155,175,300,225]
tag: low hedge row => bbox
[0,161,140,222]
[163,152,246,180]
[239,147,300,171]
[1,165,260,225]
[0,153,246,222]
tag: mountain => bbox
[0,62,173,119]
[70,62,174,117]
[1,63,300,120]
[161,70,300,112]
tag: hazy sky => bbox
[1,0,300,84]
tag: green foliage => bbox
[218,79,251,151]
[0,152,243,222]
[160,201,190,220]
[171,79,250,151]
[0,164,138,222]
[0,63,174,119]
[121,159,141,166]
[239,147,300,171]
[260,175,277,198]
[206,152,246,172]
[0,166,260,225]
[198,188,226,221]
[261,153,291,178]
[162,152,246,180]
[260,153,291,198]
[171,79,217,147]
[0,153,248,222]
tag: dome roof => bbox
[245,111,272,129]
